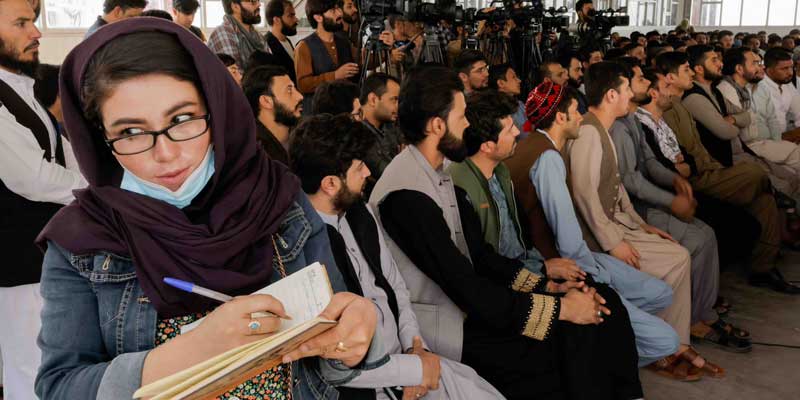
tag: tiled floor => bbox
[640,252,800,400]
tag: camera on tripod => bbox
[574,7,629,51]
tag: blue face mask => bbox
[735,39,743,47]
[121,146,216,209]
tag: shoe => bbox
[749,268,800,294]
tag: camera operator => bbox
[576,0,594,23]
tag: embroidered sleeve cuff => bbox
[521,294,560,341]
[511,269,546,293]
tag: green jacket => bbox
[447,158,526,252]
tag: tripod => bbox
[359,20,394,85]
[420,25,446,65]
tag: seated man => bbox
[370,65,643,400]
[565,61,724,378]
[609,61,751,353]
[453,50,489,95]
[488,64,526,135]
[242,65,303,165]
[291,113,504,400]
[451,89,682,374]
[310,79,362,118]
[655,51,797,293]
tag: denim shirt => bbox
[35,192,387,400]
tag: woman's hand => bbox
[282,292,378,367]
[191,295,290,354]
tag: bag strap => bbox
[0,78,63,165]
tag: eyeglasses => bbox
[471,65,489,74]
[105,114,211,155]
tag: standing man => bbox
[359,73,402,186]
[85,0,146,39]
[242,65,303,165]
[295,0,359,112]
[337,0,361,49]
[265,0,298,83]
[208,0,270,71]
[172,0,205,41]
[0,1,86,398]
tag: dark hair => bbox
[311,80,360,115]
[242,65,290,116]
[488,63,514,90]
[642,67,661,90]
[81,31,200,144]
[266,0,292,26]
[103,0,147,14]
[173,0,200,14]
[614,56,640,79]
[631,31,643,43]
[604,47,626,60]
[557,50,579,70]
[535,60,560,85]
[453,49,486,75]
[289,114,376,194]
[654,51,689,75]
[222,0,238,15]
[585,61,627,107]
[306,0,337,29]
[398,65,464,144]
[34,64,60,109]
[743,34,759,46]
[768,35,783,45]
[246,50,279,73]
[686,44,714,68]
[575,0,592,12]
[359,73,399,104]
[722,47,752,76]
[719,30,733,38]
[537,87,579,130]
[765,47,792,68]
[622,43,642,55]
[463,90,519,156]
[141,9,173,20]
[216,53,236,67]
[646,30,661,39]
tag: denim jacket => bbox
[35,192,387,400]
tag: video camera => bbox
[574,7,629,50]
[465,0,569,33]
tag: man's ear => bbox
[425,116,446,139]
[458,72,469,83]
[479,140,496,155]
[320,175,341,197]
[259,94,274,111]
[368,92,379,107]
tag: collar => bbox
[0,66,34,89]
[408,144,450,186]
[316,209,341,227]
[537,129,558,148]
[764,75,782,91]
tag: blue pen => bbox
[163,277,285,319]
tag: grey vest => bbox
[369,146,468,361]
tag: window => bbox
[692,0,800,26]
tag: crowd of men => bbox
[3,0,800,398]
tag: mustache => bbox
[24,40,39,51]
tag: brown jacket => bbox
[505,131,560,259]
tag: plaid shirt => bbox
[207,15,269,69]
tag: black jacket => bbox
[265,31,296,84]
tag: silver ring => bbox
[597,310,603,317]
[248,320,262,332]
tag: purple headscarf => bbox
[38,18,300,317]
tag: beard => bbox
[745,71,763,84]
[241,7,262,25]
[703,68,722,82]
[0,37,39,77]
[632,91,652,106]
[333,181,362,212]
[281,22,298,36]
[342,12,359,24]
[322,16,343,32]
[273,98,301,127]
[568,77,582,89]
[438,128,468,162]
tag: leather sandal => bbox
[692,320,752,353]
[713,296,731,316]
[679,347,725,378]
[647,355,702,382]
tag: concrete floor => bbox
[640,251,800,400]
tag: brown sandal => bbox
[647,355,703,382]
[679,347,725,378]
